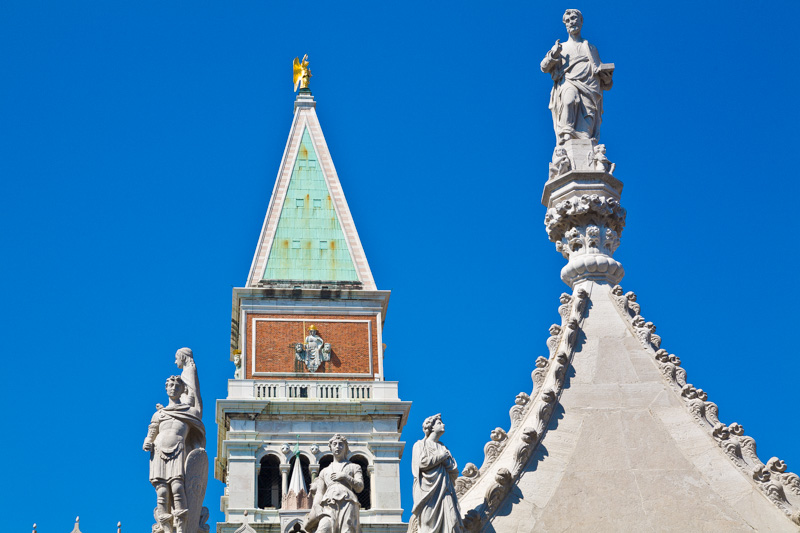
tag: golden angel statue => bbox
[293,54,312,92]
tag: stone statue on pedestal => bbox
[303,434,364,533]
[409,414,465,533]
[144,348,209,533]
[541,9,614,144]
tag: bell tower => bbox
[215,73,410,533]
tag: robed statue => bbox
[409,414,465,533]
[541,9,614,144]
[303,434,364,533]
[144,348,209,533]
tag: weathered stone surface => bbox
[485,284,794,532]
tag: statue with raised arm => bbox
[410,414,465,533]
[541,9,614,144]
[144,349,209,533]
[303,434,364,533]
[293,54,312,92]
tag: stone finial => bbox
[117,521,122,533]
[71,516,82,533]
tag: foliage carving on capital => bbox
[544,194,626,246]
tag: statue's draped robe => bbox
[149,404,206,483]
[411,438,465,533]
[541,39,605,140]
[304,461,362,533]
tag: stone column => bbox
[309,464,320,482]
[542,151,626,288]
[367,465,376,510]
[280,464,291,497]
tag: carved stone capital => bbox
[544,193,626,287]
[545,194,626,244]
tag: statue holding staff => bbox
[144,348,209,533]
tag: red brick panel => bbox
[247,314,378,380]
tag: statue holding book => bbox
[541,9,614,144]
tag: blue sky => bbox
[1,1,799,531]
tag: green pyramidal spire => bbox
[247,90,375,289]
[262,129,358,282]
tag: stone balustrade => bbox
[226,379,399,401]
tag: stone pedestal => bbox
[542,170,626,288]
[559,138,596,171]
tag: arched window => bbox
[257,455,282,509]
[350,455,371,510]
[319,454,333,473]
[288,453,312,491]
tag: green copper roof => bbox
[262,128,359,282]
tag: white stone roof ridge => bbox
[454,285,591,530]
[608,283,800,527]
[454,282,800,531]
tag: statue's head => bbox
[295,343,304,353]
[562,9,583,36]
[422,413,445,437]
[328,434,349,459]
[175,347,193,369]
[165,375,186,399]
[308,325,318,335]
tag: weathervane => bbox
[293,54,312,91]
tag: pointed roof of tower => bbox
[287,455,307,495]
[247,89,376,289]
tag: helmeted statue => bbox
[144,348,209,533]
[541,9,614,144]
[303,434,364,533]
[410,414,465,533]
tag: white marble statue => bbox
[541,9,614,144]
[144,348,209,533]
[233,353,242,379]
[297,325,332,372]
[590,144,615,174]
[410,414,465,533]
[303,434,364,533]
[549,146,572,179]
